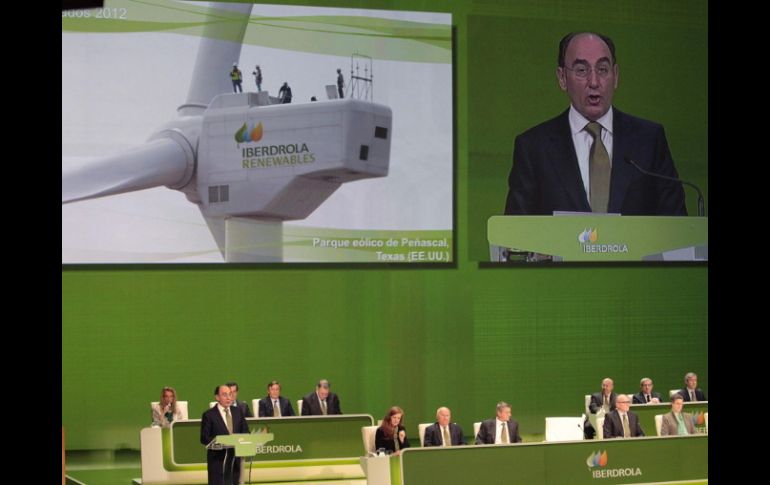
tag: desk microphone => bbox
[624,156,705,216]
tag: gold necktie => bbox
[585,121,610,213]
[273,400,281,417]
[442,426,451,447]
[321,399,327,415]
[622,413,630,438]
[500,423,509,443]
[224,407,233,433]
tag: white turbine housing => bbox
[197,93,392,220]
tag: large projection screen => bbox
[466,9,707,262]
[62,0,453,263]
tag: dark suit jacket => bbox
[301,391,341,415]
[200,405,249,485]
[632,391,663,404]
[374,426,410,453]
[504,107,687,215]
[475,418,522,444]
[603,410,644,438]
[232,399,252,418]
[423,422,466,446]
[589,392,617,414]
[258,396,295,417]
[678,388,706,402]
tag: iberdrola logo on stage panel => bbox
[235,121,263,143]
[586,450,642,479]
[586,450,608,468]
[578,228,598,244]
[694,411,706,426]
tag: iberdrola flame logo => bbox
[694,412,706,426]
[578,228,598,243]
[234,121,263,143]
[586,450,608,468]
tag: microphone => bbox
[624,156,705,216]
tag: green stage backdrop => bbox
[62,0,708,451]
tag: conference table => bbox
[368,434,707,485]
[139,414,373,484]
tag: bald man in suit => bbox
[603,394,644,438]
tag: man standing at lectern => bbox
[200,385,249,485]
[504,32,687,216]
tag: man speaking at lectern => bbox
[201,385,249,485]
[504,32,687,216]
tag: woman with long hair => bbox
[151,386,184,428]
[374,406,410,454]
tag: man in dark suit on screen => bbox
[423,406,466,447]
[301,379,342,415]
[200,384,249,485]
[504,32,687,216]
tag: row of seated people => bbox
[361,395,707,456]
[151,379,340,428]
[583,373,706,439]
[150,377,706,446]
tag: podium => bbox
[208,432,274,485]
[488,215,707,262]
[211,431,274,456]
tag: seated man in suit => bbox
[423,406,466,447]
[258,380,295,417]
[603,394,644,438]
[678,372,707,402]
[504,32,686,216]
[475,401,522,444]
[590,377,617,414]
[200,384,250,485]
[584,377,616,439]
[226,381,253,418]
[660,393,696,436]
[632,377,662,404]
[301,379,342,415]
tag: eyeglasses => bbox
[616,400,631,404]
[564,64,612,79]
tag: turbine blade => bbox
[62,138,191,204]
[200,211,226,260]
[179,2,253,115]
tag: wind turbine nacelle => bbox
[197,93,392,220]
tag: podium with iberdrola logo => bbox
[208,430,274,484]
[488,215,707,262]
